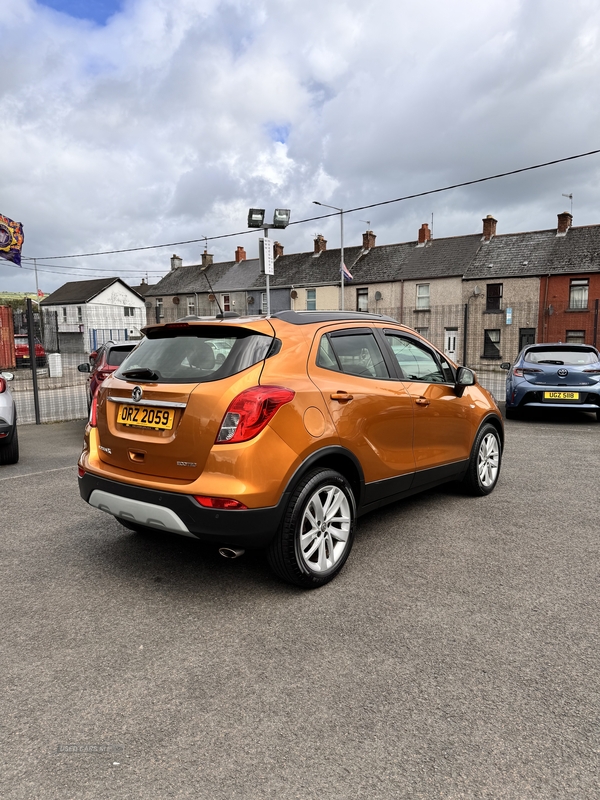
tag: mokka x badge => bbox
[132,386,143,402]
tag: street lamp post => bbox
[248,208,290,315]
[313,201,345,311]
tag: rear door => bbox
[308,326,415,501]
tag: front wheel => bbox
[267,468,356,588]
[461,423,502,496]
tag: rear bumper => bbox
[78,471,287,548]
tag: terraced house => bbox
[145,211,600,370]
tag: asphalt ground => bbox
[1,410,599,799]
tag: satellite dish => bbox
[290,290,298,299]
[472,285,481,296]
[172,297,180,304]
[247,296,255,304]
[375,291,382,301]
[208,294,216,302]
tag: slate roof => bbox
[144,223,600,297]
[464,224,600,279]
[40,278,144,305]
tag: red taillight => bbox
[194,496,248,510]
[514,367,542,377]
[89,395,98,427]
[215,386,295,444]
[78,466,86,478]
[0,378,5,393]
[583,369,600,373]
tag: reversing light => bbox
[194,496,248,510]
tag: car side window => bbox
[438,354,455,383]
[316,336,341,371]
[385,334,445,382]
[324,332,389,379]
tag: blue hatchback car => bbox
[501,343,600,420]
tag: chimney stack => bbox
[482,215,497,241]
[201,249,213,268]
[362,230,376,250]
[273,241,284,258]
[557,211,573,236]
[314,234,327,254]
[170,253,182,270]
[417,223,431,245]
[235,246,246,263]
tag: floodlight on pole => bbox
[247,208,265,228]
[272,208,291,228]
[313,200,345,311]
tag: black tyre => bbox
[267,468,356,589]
[461,423,501,496]
[0,425,19,465]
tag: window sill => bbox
[480,354,502,360]
[565,307,589,313]
[483,308,503,314]
[413,308,431,313]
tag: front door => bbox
[444,328,458,359]
[519,328,536,350]
[383,332,473,477]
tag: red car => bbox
[78,341,137,404]
[14,335,47,368]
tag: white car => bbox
[0,371,18,464]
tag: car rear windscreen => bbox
[525,347,599,365]
[107,346,136,367]
[116,326,274,383]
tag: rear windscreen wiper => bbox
[537,360,564,365]
[121,367,159,380]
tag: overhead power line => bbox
[24,148,600,261]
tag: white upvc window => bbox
[416,284,430,309]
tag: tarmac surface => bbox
[1,410,599,799]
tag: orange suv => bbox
[78,311,503,588]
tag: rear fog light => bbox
[78,466,85,478]
[194,496,248,510]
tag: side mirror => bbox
[500,362,511,370]
[77,363,91,373]
[455,366,475,397]
[0,371,14,381]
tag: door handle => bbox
[330,392,354,402]
[415,396,430,406]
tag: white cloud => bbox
[1,0,600,293]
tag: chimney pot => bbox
[314,234,327,254]
[362,230,376,250]
[417,223,431,244]
[557,211,573,235]
[273,241,284,258]
[482,215,497,241]
[235,246,246,263]
[201,249,213,268]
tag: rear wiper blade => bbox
[537,360,564,365]
[121,367,159,380]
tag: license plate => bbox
[543,391,580,401]
[117,404,174,429]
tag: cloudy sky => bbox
[2,0,600,294]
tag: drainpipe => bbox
[399,280,404,324]
[462,302,469,367]
[542,274,550,342]
[594,298,599,348]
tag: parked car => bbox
[501,343,600,420]
[0,371,18,465]
[14,334,47,368]
[78,341,138,405]
[78,311,504,588]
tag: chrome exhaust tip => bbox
[218,547,245,559]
